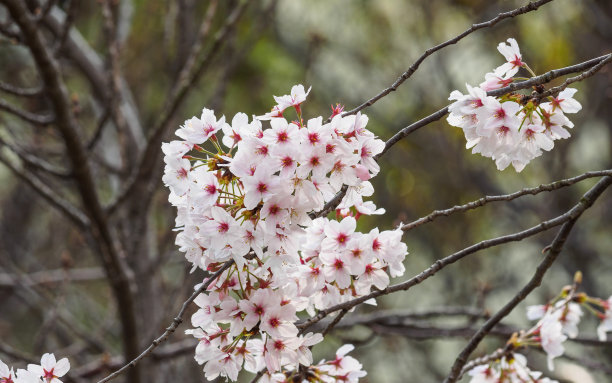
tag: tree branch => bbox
[340,0,556,118]
[109,0,248,213]
[0,81,42,97]
[401,169,612,232]
[0,150,88,227]
[96,260,234,383]
[444,176,612,383]
[316,53,612,217]
[298,176,612,332]
[0,97,54,125]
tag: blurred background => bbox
[0,0,611,382]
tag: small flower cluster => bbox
[468,353,557,383]
[262,345,366,383]
[468,275,612,381]
[447,38,582,172]
[163,85,407,381]
[0,354,70,383]
[524,284,612,370]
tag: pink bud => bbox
[354,164,371,181]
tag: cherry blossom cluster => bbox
[162,85,408,381]
[261,345,366,383]
[468,353,558,383]
[447,38,582,172]
[523,284,612,370]
[468,275,612,381]
[0,353,70,383]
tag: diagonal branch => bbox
[0,97,54,125]
[0,150,88,227]
[0,81,42,97]
[96,260,234,383]
[317,53,612,217]
[298,176,612,332]
[340,0,556,118]
[401,169,612,232]
[109,0,249,213]
[444,176,612,383]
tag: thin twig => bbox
[317,53,612,216]
[0,150,89,227]
[340,0,556,118]
[401,169,612,231]
[532,53,612,100]
[0,98,54,125]
[0,136,72,178]
[96,260,234,383]
[298,177,612,332]
[445,176,612,383]
[108,0,248,214]
[0,81,42,97]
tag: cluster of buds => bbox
[0,354,70,383]
[162,85,407,381]
[447,38,582,172]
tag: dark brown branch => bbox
[0,81,42,97]
[445,176,612,383]
[532,53,612,100]
[1,2,142,381]
[401,169,612,232]
[298,177,612,332]
[109,0,248,213]
[317,53,612,217]
[0,98,54,125]
[0,150,88,226]
[0,136,72,178]
[96,260,234,383]
[0,267,104,288]
[381,53,612,158]
[340,0,556,118]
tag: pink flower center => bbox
[333,258,344,270]
[255,145,268,156]
[276,131,289,142]
[43,369,55,379]
[177,168,188,179]
[494,108,506,119]
[281,157,294,168]
[308,132,319,145]
[257,182,268,193]
[268,317,280,328]
[204,184,217,194]
[372,238,382,251]
[217,222,229,233]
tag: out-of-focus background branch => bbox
[0,0,611,382]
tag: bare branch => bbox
[0,97,54,125]
[110,0,248,213]
[298,176,612,332]
[0,267,104,288]
[401,169,612,232]
[1,2,142,380]
[532,53,612,100]
[0,136,72,178]
[0,81,42,97]
[445,176,612,383]
[381,53,612,157]
[96,260,234,383]
[0,150,89,227]
[52,0,76,55]
[341,0,556,118]
[317,53,612,217]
